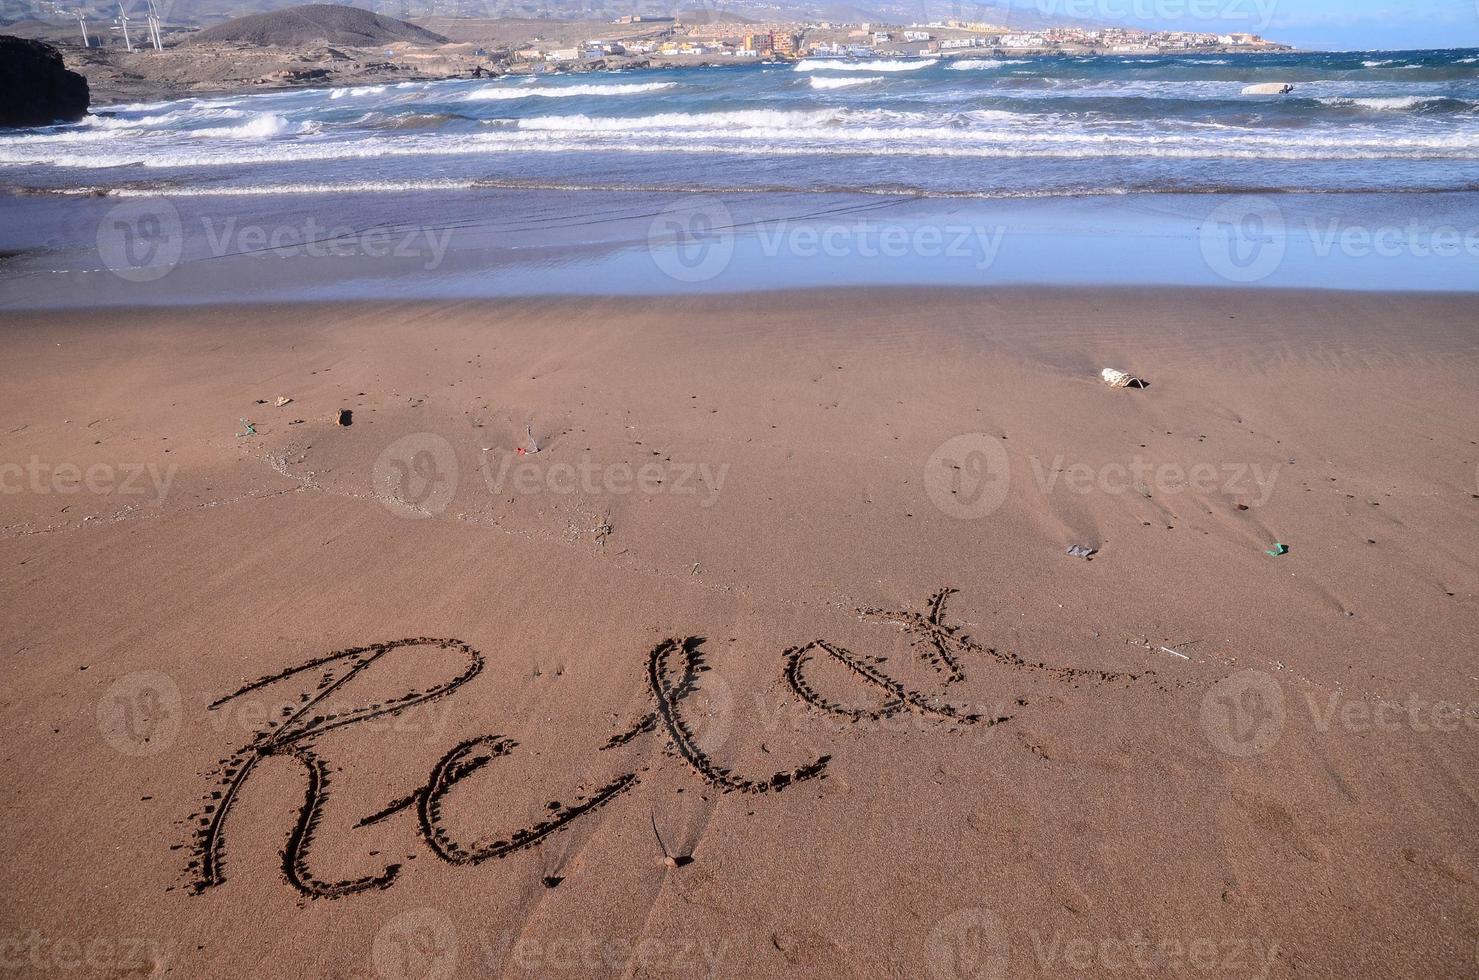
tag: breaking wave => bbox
[947,59,1030,70]
[795,59,936,72]
[461,81,676,100]
[191,113,296,139]
[809,76,883,89]
[329,85,389,99]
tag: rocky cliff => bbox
[0,36,89,127]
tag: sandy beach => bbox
[1,286,1475,978]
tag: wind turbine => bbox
[76,9,91,47]
[145,0,164,50]
[118,1,134,52]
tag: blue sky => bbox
[986,0,1479,50]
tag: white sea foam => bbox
[188,96,248,109]
[6,106,259,142]
[92,179,1142,199]
[106,99,177,113]
[513,108,854,131]
[461,81,675,100]
[946,59,1029,70]
[329,85,389,99]
[809,76,883,89]
[108,178,487,196]
[1318,96,1460,111]
[86,107,246,129]
[191,113,295,139]
[0,127,129,144]
[9,132,1478,170]
[795,59,936,72]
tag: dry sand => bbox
[1,287,1476,978]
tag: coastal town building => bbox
[507,13,1288,65]
[772,32,800,56]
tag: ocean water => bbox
[5,49,1479,197]
[2,50,1478,305]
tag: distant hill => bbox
[184,3,446,47]
[676,9,754,25]
[0,0,1138,36]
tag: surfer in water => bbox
[1241,81,1297,96]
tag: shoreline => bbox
[9,280,1479,315]
[7,188,1479,309]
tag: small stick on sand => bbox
[650,812,691,868]
[1128,637,1196,661]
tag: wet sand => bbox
[1,287,1476,978]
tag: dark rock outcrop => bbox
[0,36,89,127]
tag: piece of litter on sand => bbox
[237,418,256,438]
[1100,368,1148,389]
[519,422,540,456]
[274,396,292,407]
[1066,545,1097,559]
[593,517,613,548]
[1129,637,1195,661]
[335,409,352,426]
[1266,542,1289,557]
